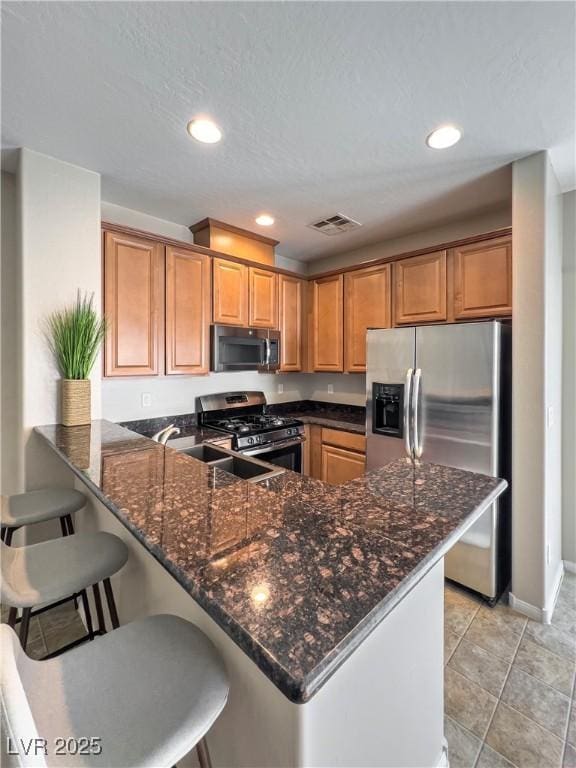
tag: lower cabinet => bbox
[306,425,366,484]
[321,444,366,485]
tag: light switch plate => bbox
[141,392,152,408]
[277,383,284,394]
[327,384,334,394]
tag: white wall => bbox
[16,149,102,490]
[511,151,564,618]
[1,171,23,494]
[307,207,512,275]
[562,190,576,567]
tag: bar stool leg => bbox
[196,738,213,768]
[5,527,15,546]
[59,517,69,537]
[0,527,7,542]
[80,590,95,641]
[103,578,120,629]
[65,514,75,535]
[20,608,32,649]
[92,583,106,634]
[8,607,17,628]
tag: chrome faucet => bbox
[151,424,181,444]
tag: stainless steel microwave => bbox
[211,325,280,372]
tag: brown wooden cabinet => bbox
[104,231,164,376]
[213,258,249,326]
[313,274,344,371]
[165,247,211,375]
[452,236,512,320]
[344,264,391,372]
[321,444,366,485]
[249,267,278,328]
[278,274,304,371]
[307,426,366,482]
[320,427,366,484]
[393,250,447,325]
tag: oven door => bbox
[241,437,303,473]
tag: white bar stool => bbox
[0,614,229,767]
[1,532,128,654]
[1,489,87,545]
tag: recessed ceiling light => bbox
[255,214,275,226]
[426,125,462,149]
[187,118,222,144]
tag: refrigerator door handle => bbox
[412,368,423,458]
[404,368,414,457]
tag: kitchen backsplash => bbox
[102,372,366,422]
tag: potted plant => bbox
[48,291,106,426]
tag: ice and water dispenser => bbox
[371,383,404,438]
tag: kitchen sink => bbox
[179,444,230,463]
[176,442,284,482]
[208,456,276,480]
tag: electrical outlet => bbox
[277,383,284,394]
[141,392,152,408]
[327,384,334,394]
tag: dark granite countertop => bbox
[268,400,366,434]
[120,400,367,439]
[35,420,506,703]
[119,414,226,444]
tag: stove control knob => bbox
[247,437,254,445]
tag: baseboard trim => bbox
[508,593,544,622]
[509,561,565,624]
[564,560,576,574]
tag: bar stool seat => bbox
[1,614,229,767]
[2,532,128,607]
[1,488,86,528]
[1,533,129,653]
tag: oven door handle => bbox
[241,436,305,456]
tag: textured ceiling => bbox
[2,2,574,260]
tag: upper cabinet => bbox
[278,274,304,371]
[212,258,249,326]
[165,247,211,375]
[452,236,512,320]
[313,274,344,371]
[249,267,278,328]
[344,264,391,372]
[104,231,164,376]
[393,250,447,325]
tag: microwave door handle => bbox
[412,368,423,458]
[265,337,271,368]
[404,368,413,458]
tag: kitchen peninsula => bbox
[35,420,506,768]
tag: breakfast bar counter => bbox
[35,420,506,767]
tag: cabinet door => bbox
[309,424,323,479]
[453,237,512,320]
[279,274,304,371]
[313,274,344,371]
[104,231,164,376]
[165,247,211,375]
[321,444,366,485]
[213,258,248,326]
[344,264,391,372]
[249,267,278,328]
[393,250,447,325]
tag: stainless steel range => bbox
[197,391,305,472]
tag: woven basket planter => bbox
[61,379,91,426]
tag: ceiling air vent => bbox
[307,213,362,236]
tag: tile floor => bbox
[445,572,576,768]
[2,574,575,768]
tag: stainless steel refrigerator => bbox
[366,320,511,601]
